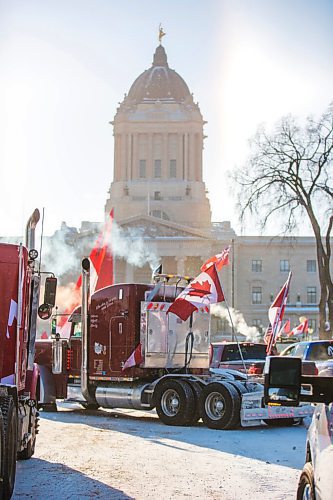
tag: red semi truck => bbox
[35,259,313,429]
[0,209,57,499]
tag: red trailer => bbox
[0,210,57,499]
[35,258,313,430]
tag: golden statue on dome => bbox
[158,24,166,44]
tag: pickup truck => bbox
[211,342,317,376]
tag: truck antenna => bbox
[38,207,45,274]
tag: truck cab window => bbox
[73,323,82,338]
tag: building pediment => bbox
[118,215,210,239]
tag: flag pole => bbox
[219,280,248,375]
[267,271,292,355]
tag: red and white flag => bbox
[167,264,225,322]
[201,246,230,272]
[58,209,114,334]
[288,318,308,337]
[122,343,143,371]
[277,319,291,338]
[266,272,292,354]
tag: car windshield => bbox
[221,344,267,361]
[307,342,333,361]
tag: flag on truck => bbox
[200,246,230,272]
[167,264,224,322]
[266,272,292,354]
[122,343,143,370]
[58,209,114,334]
[288,318,308,337]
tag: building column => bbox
[132,133,138,179]
[178,133,183,180]
[184,133,189,180]
[148,133,153,178]
[163,133,168,179]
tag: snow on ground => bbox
[13,403,307,499]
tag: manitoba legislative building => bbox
[56,43,320,339]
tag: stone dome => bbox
[126,45,192,103]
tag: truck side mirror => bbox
[44,276,57,307]
[264,356,302,407]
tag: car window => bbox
[307,342,333,361]
[221,344,267,361]
[281,345,296,356]
[293,343,307,358]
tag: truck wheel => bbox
[17,406,38,460]
[296,462,315,500]
[155,379,195,426]
[200,382,241,430]
[1,396,18,499]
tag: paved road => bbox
[13,403,307,499]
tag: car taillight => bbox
[314,365,319,375]
[248,365,262,375]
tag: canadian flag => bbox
[122,343,143,371]
[277,319,291,338]
[167,264,225,322]
[58,209,114,332]
[288,319,308,337]
[266,272,292,354]
[201,246,230,273]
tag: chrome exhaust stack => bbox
[25,208,40,251]
[81,258,97,405]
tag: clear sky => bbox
[1,0,332,237]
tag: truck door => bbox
[109,316,127,374]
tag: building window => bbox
[280,260,290,272]
[154,159,161,178]
[252,260,262,272]
[252,286,262,304]
[307,260,316,272]
[151,210,169,220]
[308,318,316,334]
[252,319,263,333]
[154,191,161,200]
[139,159,146,178]
[307,286,317,304]
[169,159,177,178]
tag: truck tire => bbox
[17,406,38,460]
[200,382,241,430]
[155,379,195,426]
[1,396,18,499]
[296,462,315,500]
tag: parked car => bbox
[280,340,333,376]
[297,402,333,499]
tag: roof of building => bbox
[126,45,192,103]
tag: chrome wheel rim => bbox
[205,392,225,420]
[161,389,180,417]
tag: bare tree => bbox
[233,102,333,339]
